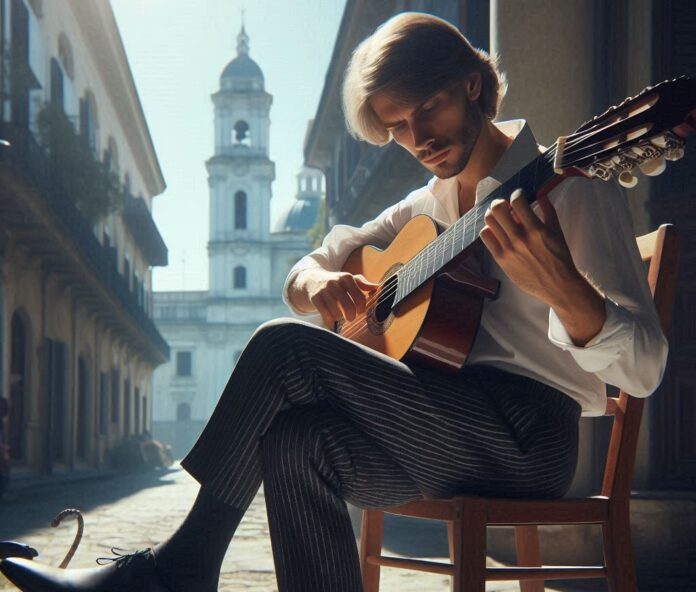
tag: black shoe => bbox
[0,547,172,592]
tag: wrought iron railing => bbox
[0,122,169,360]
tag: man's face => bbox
[370,80,483,179]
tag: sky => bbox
[109,0,346,291]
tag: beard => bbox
[428,98,483,179]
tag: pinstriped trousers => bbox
[180,318,581,592]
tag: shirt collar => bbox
[427,119,540,205]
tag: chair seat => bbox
[381,495,609,525]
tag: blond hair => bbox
[342,12,506,145]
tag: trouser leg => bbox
[180,316,446,510]
[262,404,423,592]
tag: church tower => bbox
[206,25,275,298]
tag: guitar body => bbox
[339,215,498,374]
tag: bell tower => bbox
[206,24,275,298]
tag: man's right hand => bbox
[289,268,379,329]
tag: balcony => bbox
[0,122,169,362]
[122,192,168,266]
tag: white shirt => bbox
[283,120,668,416]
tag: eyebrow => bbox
[383,119,404,129]
[381,91,444,129]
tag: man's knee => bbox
[250,317,320,349]
[262,408,329,472]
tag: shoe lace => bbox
[95,546,153,568]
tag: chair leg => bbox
[359,509,384,592]
[450,499,486,592]
[515,525,545,592]
[602,502,637,592]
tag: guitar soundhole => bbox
[374,274,398,323]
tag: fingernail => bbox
[511,189,524,199]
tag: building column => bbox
[491,0,598,147]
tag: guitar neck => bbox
[394,142,560,306]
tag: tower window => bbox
[233,120,250,146]
[176,351,192,377]
[235,191,247,229]
[234,266,247,289]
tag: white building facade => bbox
[0,0,168,476]
[152,27,320,457]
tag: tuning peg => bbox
[638,156,667,176]
[665,147,685,161]
[618,171,638,188]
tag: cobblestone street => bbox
[0,463,542,591]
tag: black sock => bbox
[154,486,243,592]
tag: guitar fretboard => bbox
[393,143,559,305]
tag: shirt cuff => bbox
[548,297,635,373]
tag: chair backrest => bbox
[601,224,680,499]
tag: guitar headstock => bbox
[553,76,696,187]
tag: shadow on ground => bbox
[0,467,180,542]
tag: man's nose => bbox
[412,123,434,151]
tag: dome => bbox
[273,197,320,233]
[220,25,264,91]
[221,54,264,82]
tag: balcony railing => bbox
[0,122,169,360]
[122,191,168,266]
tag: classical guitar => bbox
[336,76,696,373]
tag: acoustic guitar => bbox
[336,76,696,373]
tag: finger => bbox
[484,203,514,249]
[341,277,371,314]
[492,201,523,241]
[314,296,338,329]
[479,226,503,258]
[536,193,561,230]
[314,293,344,325]
[509,189,542,230]
[354,274,380,290]
[328,284,358,321]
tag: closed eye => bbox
[389,122,406,134]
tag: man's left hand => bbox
[479,189,606,346]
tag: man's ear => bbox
[466,72,482,101]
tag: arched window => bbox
[176,402,191,422]
[234,190,247,229]
[234,266,246,289]
[80,91,98,153]
[50,58,64,110]
[233,120,250,146]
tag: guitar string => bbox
[338,145,561,341]
[337,145,561,341]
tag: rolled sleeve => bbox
[548,297,634,372]
[548,177,669,397]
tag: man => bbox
[0,12,667,592]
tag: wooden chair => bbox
[359,224,680,592]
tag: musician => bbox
[0,12,668,592]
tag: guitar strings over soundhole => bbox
[366,273,399,335]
